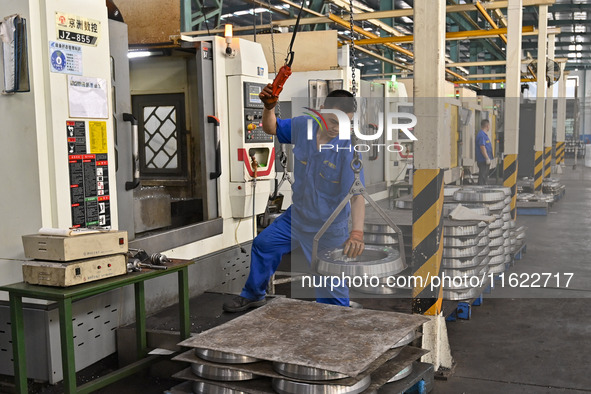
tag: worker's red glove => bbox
[343,230,365,258]
[259,83,278,110]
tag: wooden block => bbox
[115,0,181,44]
[241,30,338,72]
[22,254,127,287]
[22,231,128,261]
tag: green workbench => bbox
[0,259,194,394]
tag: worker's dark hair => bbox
[481,119,490,128]
[323,90,356,114]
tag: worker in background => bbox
[476,119,493,185]
[223,85,365,312]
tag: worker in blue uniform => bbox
[223,85,366,312]
[476,119,493,185]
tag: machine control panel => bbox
[244,82,273,143]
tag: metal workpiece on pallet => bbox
[488,235,505,248]
[464,185,512,196]
[503,230,511,239]
[444,186,461,197]
[477,246,491,257]
[387,363,414,383]
[488,254,506,266]
[443,282,490,301]
[443,202,491,217]
[489,245,505,257]
[488,218,504,230]
[503,238,512,248]
[488,262,507,275]
[502,213,512,222]
[504,254,513,264]
[485,199,510,211]
[192,381,248,394]
[443,224,483,237]
[488,227,504,238]
[443,233,488,248]
[364,233,399,245]
[190,363,259,381]
[502,221,511,231]
[442,259,490,278]
[272,375,372,394]
[317,246,406,277]
[273,362,348,381]
[392,331,416,348]
[194,348,260,364]
[443,245,485,258]
[453,189,507,203]
[442,253,487,269]
[477,235,491,247]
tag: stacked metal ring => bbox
[272,375,371,394]
[317,245,406,278]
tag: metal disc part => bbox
[443,245,484,258]
[192,382,248,394]
[464,185,511,196]
[190,363,258,381]
[442,253,487,269]
[488,219,503,230]
[488,262,506,275]
[443,203,491,217]
[442,263,487,278]
[488,245,505,257]
[194,349,260,364]
[487,236,505,248]
[444,186,461,197]
[272,375,371,394]
[488,254,505,266]
[453,189,507,203]
[273,363,348,381]
[387,364,414,383]
[485,200,509,211]
[317,245,406,277]
[444,224,482,237]
[489,228,504,238]
[392,331,416,348]
[443,285,487,301]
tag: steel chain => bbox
[349,0,360,163]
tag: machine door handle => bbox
[123,113,140,190]
[368,124,379,161]
[208,115,222,180]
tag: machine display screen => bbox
[248,85,262,105]
[243,82,266,109]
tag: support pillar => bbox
[413,1,452,372]
[534,5,548,192]
[503,0,523,220]
[556,63,567,166]
[544,34,555,178]
[412,0,447,317]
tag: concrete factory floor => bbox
[434,161,591,394]
[4,161,591,394]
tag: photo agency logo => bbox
[303,107,418,153]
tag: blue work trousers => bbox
[240,207,350,306]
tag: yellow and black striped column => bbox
[556,142,565,165]
[412,169,444,316]
[544,147,552,178]
[503,154,518,219]
[534,151,544,192]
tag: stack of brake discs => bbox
[191,349,261,393]
[452,186,513,276]
[440,212,490,301]
[510,225,527,255]
[271,364,370,394]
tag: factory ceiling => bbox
[186,0,591,80]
